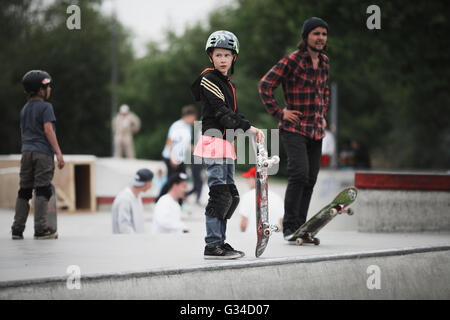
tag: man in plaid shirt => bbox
[259,17,330,242]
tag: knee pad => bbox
[205,185,232,220]
[18,188,33,200]
[224,184,240,220]
[35,185,52,200]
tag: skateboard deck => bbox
[291,187,357,246]
[254,141,280,257]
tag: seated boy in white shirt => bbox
[152,172,190,234]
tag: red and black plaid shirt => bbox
[258,49,330,140]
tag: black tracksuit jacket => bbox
[191,68,251,142]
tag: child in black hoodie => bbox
[191,30,264,259]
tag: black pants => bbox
[281,131,322,235]
[186,162,203,202]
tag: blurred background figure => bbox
[321,128,336,168]
[112,168,153,234]
[238,167,284,233]
[186,125,204,205]
[152,169,167,194]
[351,140,371,169]
[152,172,190,234]
[112,104,141,159]
[157,105,197,204]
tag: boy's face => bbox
[209,48,236,76]
[306,26,327,52]
[143,181,152,192]
[173,181,188,200]
[39,86,51,100]
[183,114,197,125]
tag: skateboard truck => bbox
[330,205,355,217]
[261,222,281,237]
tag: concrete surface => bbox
[1,207,450,299]
[356,190,450,232]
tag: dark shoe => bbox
[283,229,296,241]
[204,245,241,260]
[222,243,245,258]
[34,229,58,240]
[11,230,24,240]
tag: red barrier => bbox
[355,172,450,191]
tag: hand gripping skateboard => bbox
[254,141,281,257]
[291,187,357,246]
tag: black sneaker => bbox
[11,230,24,240]
[283,230,296,241]
[34,229,58,240]
[204,245,241,260]
[221,243,245,258]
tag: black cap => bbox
[301,17,328,39]
[167,172,188,189]
[133,168,154,186]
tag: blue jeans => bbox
[204,158,234,247]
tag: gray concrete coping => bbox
[2,245,449,290]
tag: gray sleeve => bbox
[116,201,135,233]
[42,103,56,124]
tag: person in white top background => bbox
[158,105,197,204]
[161,105,197,178]
[238,167,284,234]
[112,168,153,234]
[152,172,190,234]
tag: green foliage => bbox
[0,0,133,156]
[1,0,448,169]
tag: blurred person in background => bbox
[112,168,153,234]
[239,167,283,234]
[152,172,190,234]
[112,104,141,159]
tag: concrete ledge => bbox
[355,172,450,232]
[1,246,449,299]
[355,190,450,232]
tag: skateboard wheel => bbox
[347,208,354,216]
[330,208,338,217]
[313,238,320,245]
[296,238,303,246]
[264,229,272,237]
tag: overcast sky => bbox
[100,0,228,56]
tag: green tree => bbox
[0,0,133,156]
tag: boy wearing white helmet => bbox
[191,30,264,259]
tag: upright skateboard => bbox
[291,187,357,246]
[254,141,280,257]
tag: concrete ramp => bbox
[1,246,449,300]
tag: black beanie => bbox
[301,17,328,39]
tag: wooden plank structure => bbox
[0,155,96,213]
